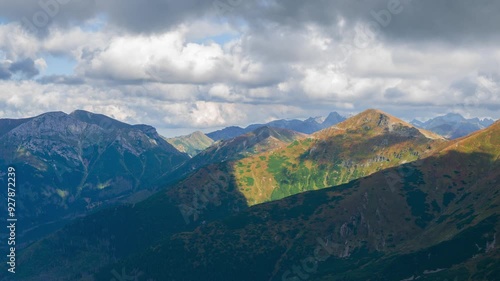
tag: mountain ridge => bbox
[173,125,308,177]
[10,109,499,281]
[93,113,500,281]
[411,112,496,139]
[0,110,189,247]
[13,109,455,281]
[207,111,346,141]
[166,131,214,157]
[232,108,448,204]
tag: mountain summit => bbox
[0,111,189,245]
[230,109,447,204]
[166,131,214,157]
[330,109,444,140]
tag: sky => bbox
[0,0,499,137]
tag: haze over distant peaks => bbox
[411,112,496,139]
[207,111,347,141]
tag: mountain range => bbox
[207,112,346,141]
[177,126,307,174]
[411,113,495,139]
[1,109,498,281]
[0,110,189,247]
[102,119,500,281]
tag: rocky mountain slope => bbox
[0,110,189,246]
[0,116,34,137]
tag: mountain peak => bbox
[442,112,466,122]
[191,131,207,137]
[444,112,464,117]
[248,125,306,142]
[323,111,345,126]
[332,109,444,140]
[338,109,400,127]
[70,109,131,130]
[304,116,325,124]
[324,111,342,120]
[166,131,214,157]
[37,111,68,118]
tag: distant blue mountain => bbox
[411,113,496,139]
[207,112,346,141]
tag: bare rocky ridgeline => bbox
[0,111,189,248]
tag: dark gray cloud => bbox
[2,0,499,44]
[0,0,499,133]
[98,0,213,33]
[384,87,406,99]
[0,58,40,80]
[9,58,39,78]
[0,0,211,35]
[0,0,97,36]
[0,62,12,80]
[235,0,500,44]
[377,0,500,44]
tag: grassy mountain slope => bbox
[14,110,451,281]
[234,109,446,205]
[173,126,307,177]
[97,120,500,281]
[165,131,214,157]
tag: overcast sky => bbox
[0,0,499,136]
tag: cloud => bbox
[37,74,85,84]
[0,55,44,80]
[0,0,214,35]
[8,58,40,78]
[74,27,288,88]
[1,0,499,46]
[384,87,405,99]
[0,0,499,135]
[233,0,500,45]
[0,61,12,80]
